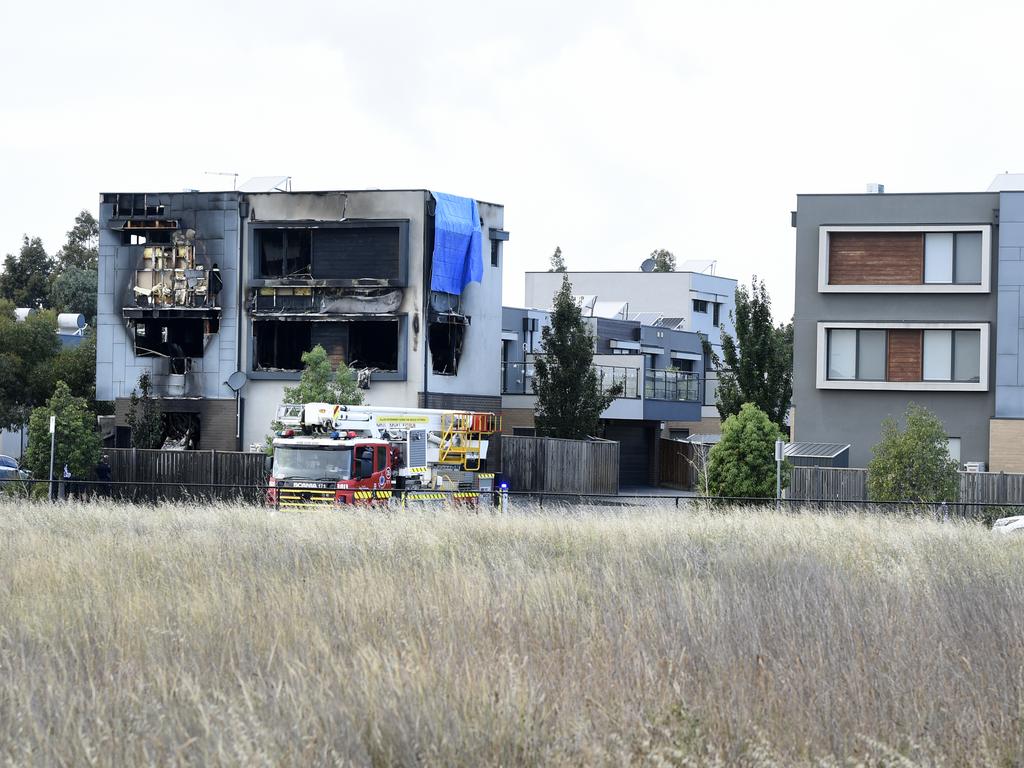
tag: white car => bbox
[992,516,1024,535]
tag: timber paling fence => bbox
[788,466,1024,516]
[500,435,620,495]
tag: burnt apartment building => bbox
[96,188,506,450]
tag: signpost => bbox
[775,439,784,510]
[48,415,56,501]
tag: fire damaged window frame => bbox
[248,220,410,287]
[247,314,409,383]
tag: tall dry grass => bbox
[1,500,1023,766]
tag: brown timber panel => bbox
[500,435,619,494]
[887,330,922,382]
[828,232,924,285]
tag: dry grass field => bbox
[1,500,1023,766]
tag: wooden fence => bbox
[659,438,694,489]
[787,467,868,502]
[104,448,267,501]
[789,466,1024,510]
[500,435,619,495]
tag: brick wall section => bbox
[828,232,924,285]
[989,419,1024,472]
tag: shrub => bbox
[706,402,787,498]
[867,403,958,503]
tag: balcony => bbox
[644,369,700,401]
[502,362,641,398]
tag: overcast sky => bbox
[2,0,1023,320]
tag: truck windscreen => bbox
[273,446,353,481]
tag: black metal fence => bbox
[4,477,1024,523]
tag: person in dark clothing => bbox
[95,454,112,498]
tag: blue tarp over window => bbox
[431,192,482,295]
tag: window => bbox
[254,319,399,372]
[254,224,405,281]
[257,229,311,278]
[491,239,500,267]
[375,446,388,473]
[924,232,982,285]
[923,329,981,382]
[692,299,708,313]
[827,329,855,380]
[712,302,721,327]
[827,329,885,381]
[821,324,986,389]
[922,330,952,381]
[947,437,961,464]
[857,330,886,380]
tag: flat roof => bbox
[100,189,503,207]
[524,270,736,279]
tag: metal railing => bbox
[2,477,1022,521]
[501,362,640,398]
[644,368,700,401]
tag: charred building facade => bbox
[97,189,506,450]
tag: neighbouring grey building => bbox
[500,306,705,485]
[96,187,506,451]
[793,176,1024,471]
[524,265,737,433]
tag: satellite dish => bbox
[226,371,247,392]
[640,258,656,272]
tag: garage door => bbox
[603,423,651,486]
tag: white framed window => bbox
[818,225,991,293]
[816,322,989,391]
[924,232,982,286]
[826,328,885,381]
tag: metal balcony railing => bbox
[643,369,700,402]
[501,362,641,398]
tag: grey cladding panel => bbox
[314,228,400,280]
[409,430,426,467]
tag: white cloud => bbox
[2,0,1024,322]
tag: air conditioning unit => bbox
[964,461,987,473]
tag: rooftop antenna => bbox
[204,171,239,190]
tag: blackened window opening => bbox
[257,229,312,278]
[254,319,399,372]
[429,322,465,375]
[132,319,207,358]
[254,321,311,370]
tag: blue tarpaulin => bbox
[431,192,482,295]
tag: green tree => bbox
[267,345,363,452]
[25,381,101,481]
[714,277,793,430]
[705,403,788,498]
[548,246,566,273]
[37,334,102,410]
[867,403,958,503]
[650,248,676,272]
[281,345,364,406]
[533,275,622,439]
[126,373,164,449]
[0,236,53,309]
[49,267,98,322]
[0,308,61,429]
[55,210,99,272]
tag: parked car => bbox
[993,516,1024,535]
[0,467,30,482]
[0,455,17,469]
